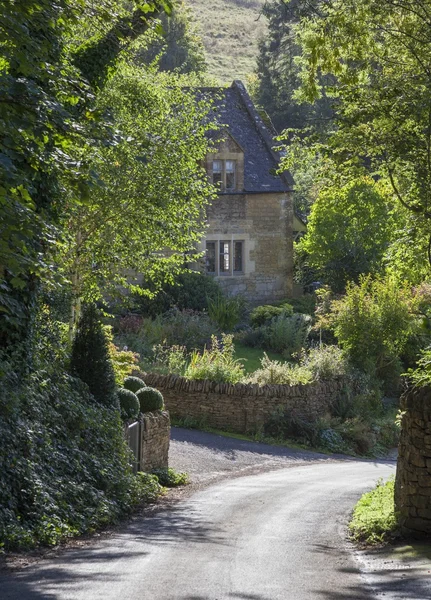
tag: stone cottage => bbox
[198,80,300,305]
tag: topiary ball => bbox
[123,375,146,394]
[118,388,140,421]
[136,386,164,413]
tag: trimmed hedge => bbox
[136,386,164,413]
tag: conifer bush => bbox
[118,388,140,420]
[136,386,164,412]
[123,375,146,393]
[70,303,118,408]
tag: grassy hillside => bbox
[186,0,266,84]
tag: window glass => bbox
[225,160,236,190]
[219,241,231,273]
[205,241,216,273]
[212,160,222,187]
[233,241,243,272]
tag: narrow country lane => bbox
[1,438,396,600]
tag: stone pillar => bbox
[395,387,431,536]
[140,410,170,472]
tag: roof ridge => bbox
[231,81,294,189]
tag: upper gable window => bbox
[212,159,237,192]
[225,160,236,191]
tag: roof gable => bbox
[202,81,293,194]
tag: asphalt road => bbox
[0,429,398,600]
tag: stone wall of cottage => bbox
[140,410,170,472]
[146,374,342,434]
[204,191,294,305]
[395,387,431,536]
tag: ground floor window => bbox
[206,239,244,276]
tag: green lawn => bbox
[234,343,285,374]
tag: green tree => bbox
[297,178,400,291]
[289,0,431,271]
[60,66,216,330]
[326,275,416,390]
[70,303,117,407]
[0,0,172,350]
[135,0,207,74]
[253,0,329,132]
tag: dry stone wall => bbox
[395,387,431,536]
[140,410,170,472]
[146,373,343,434]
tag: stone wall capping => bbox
[144,372,341,436]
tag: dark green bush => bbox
[123,375,146,393]
[152,468,189,487]
[136,386,164,412]
[132,272,222,317]
[118,388,140,421]
[250,303,293,327]
[0,369,163,551]
[265,409,318,446]
[70,303,117,408]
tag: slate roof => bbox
[202,81,294,194]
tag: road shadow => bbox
[311,543,431,599]
[171,426,397,467]
[0,501,228,599]
[0,548,147,600]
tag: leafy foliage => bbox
[245,354,313,385]
[297,179,400,291]
[263,312,312,358]
[136,0,207,74]
[0,0,172,347]
[184,334,245,383]
[150,344,188,375]
[70,304,117,408]
[325,275,416,390]
[151,467,189,487]
[0,367,163,551]
[124,375,147,394]
[289,0,431,271]
[131,272,222,317]
[136,387,165,412]
[250,303,293,327]
[61,66,216,317]
[118,388,140,421]
[207,293,245,331]
[349,477,397,544]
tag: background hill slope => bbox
[186,0,266,83]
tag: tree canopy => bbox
[289,0,431,271]
[0,1,175,347]
[297,178,400,291]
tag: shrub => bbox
[118,388,140,421]
[264,313,312,358]
[245,354,313,385]
[349,477,397,544]
[207,293,245,331]
[265,409,318,445]
[285,295,316,315]
[136,386,164,412]
[250,303,293,327]
[70,304,118,408]
[150,344,188,375]
[0,368,163,551]
[152,468,189,487]
[326,275,416,390]
[302,345,349,380]
[235,326,266,348]
[132,272,222,317]
[184,334,245,384]
[124,375,146,393]
[105,326,140,386]
[157,309,218,350]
